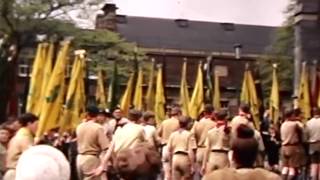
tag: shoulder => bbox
[203,168,236,180]
[253,168,281,180]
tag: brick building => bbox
[95,3,278,109]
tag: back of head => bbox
[232,124,258,168]
[204,104,214,115]
[143,111,155,122]
[128,109,142,122]
[216,109,228,121]
[18,113,38,127]
[178,116,191,129]
[284,108,294,120]
[16,145,70,180]
[239,103,250,114]
[171,107,182,116]
[313,107,320,117]
[86,105,99,118]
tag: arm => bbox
[201,137,210,174]
[92,141,115,176]
[188,135,197,174]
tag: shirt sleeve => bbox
[97,127,110,151]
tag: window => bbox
[214,65,228,77]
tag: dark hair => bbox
[18,113,38,127]
[232,124,258,168]
[313,107,320,116]
[143,111,155,121]
[178,116,191,129]
[239,103,250,114]
[128,109,142,122]
[86,105,100,117]
[216,110,228,120]
[284,108,294,119]
[204,104,214,114]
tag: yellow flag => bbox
[146,60,155,111]
[26,43,47,115]
[155,65,166,124]
[96,69,107,108]
[270,64,279,124]
[240,70,250,104]
[36,41,70,137]
[213,71,221,110]
[133,67,143,110]
[60,50,86,132]
[189,62,204,120]
[120,73,134,116]
[298,62,311,121]
[246,70,260,129]
[180,61,190,116]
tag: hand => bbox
[200,166,206,175]
[89,165,106,177]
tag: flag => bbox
[96,69,107,108]
[189,62,204,120]
[270,64,280,124]
[205,57,213,103]
[298,62,311,121]
[26,43,47,115]
[240,65,260,129]
[155,64,166,124]
[145,59,155,111]
[133,67,143,110]
[107,61,120,111]
[120,73,134,116]
[60,50,86,132]
[213,71,221,110]
[36,41,70,137]
[180,61,190,116]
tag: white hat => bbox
[16,145,70,180]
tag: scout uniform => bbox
[76,121,110,180]
[143,124,159,148]
[254,130,265,167]
[203,168,281,180]
[4,127,34,180]
[0,143,7,178]
[280,120,306,168]
[202,121,231,173]
[191,117,216,166]
[157,117,180,163]
[113,122,146,153]
[167,129,197,180]
[306,116,320,164]
[230,114,254,137]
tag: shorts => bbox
[281,145,306,168]
[309,142,320,163]
[206,151,229,173]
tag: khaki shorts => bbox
[206,151,229,173]
[172,153,192,180]
[309,142,320,163]
[281,145,306,168]
[76,154,101,180]
[196,147,206,165]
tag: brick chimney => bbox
[95,3,118,31]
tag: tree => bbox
[0,0,146,122]
[259,0,295,100]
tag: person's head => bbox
[239,103,250,115]
[143,111,155,125]
[284,108,294,121]
[232,124,258,168]
[170,107,182,117]
[178,116,191,129]
[86,106,99,120]
[5,116,21,132]
[96,109,107,124]
[215,110,228,121]
[0,125,11,144]
[203,104,214,116]
[313,107,320,117]
[18,113,39,134]
[113,107,123,120]
[128,109,142,123]
[293,108,302,120]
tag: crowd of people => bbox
[0,103,320,180]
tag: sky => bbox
[113,0,289,27]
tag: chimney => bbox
[95,3,118,31]
[175,19,189,28]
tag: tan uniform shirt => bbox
[192,117,216,147]
[76,121,110,155]
[143,125,159,147]
[113,122,146,153]
[0,143,6,173]
[230,115,254,135]
[203,168,281,180]
[167,130,197,154]
[157,117,180,145]
[280,120,304,145]
[306,117,320,143]
[205,125,231,151]
[6,127,34,169]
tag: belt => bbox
[198,145,206,148]
[174,151,188,155]
[211,149,229,153]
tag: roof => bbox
[116,16,278,55]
